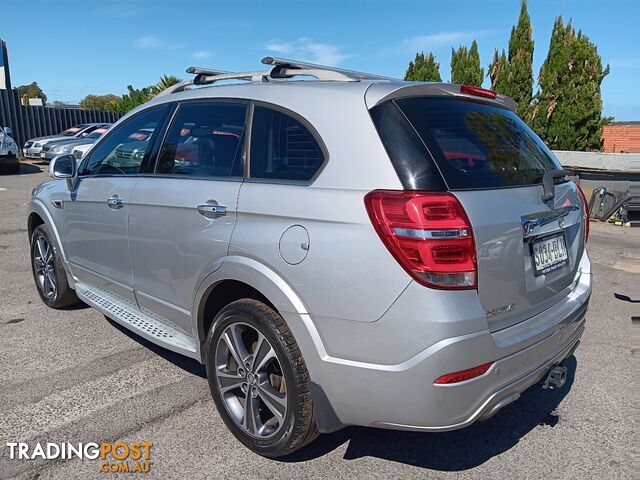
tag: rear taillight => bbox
[460,85,498,99]
[434,362,493,384]
[573,181,589,243]
[364,190,477,289]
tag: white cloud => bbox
[135,35,163,48]
[264,37,350,66]
[192,50,212,59]
[401,29,500,53]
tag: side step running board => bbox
[75,283,197,358]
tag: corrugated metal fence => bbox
[0,88,123,151]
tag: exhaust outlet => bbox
[542,365,568,390]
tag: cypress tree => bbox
[489,49,509,93]
[489,0,534,119]
[450,40,484,86]
[531,16,610,151]
[404,52,442,82]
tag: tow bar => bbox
[542,364,568,390]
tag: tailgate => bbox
[456,183,585,331]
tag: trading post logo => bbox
[6,441,153,474]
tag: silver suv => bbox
[28,57,592,458]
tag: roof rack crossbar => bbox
[193,70,272,85]
[186,67,232,76]
[160,57,395,95]
[261,56,395,81]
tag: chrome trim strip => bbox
[520,205,580,238]
[393,228,469,239]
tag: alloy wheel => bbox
[33,235,57,299]
[214,322,288,438]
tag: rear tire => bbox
[205,299,318,457]
[30,224,80,308]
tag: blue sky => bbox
[2,0,638,119]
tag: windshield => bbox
[85,128,109,139]
[373,97,562,190]
[60,125,86,136]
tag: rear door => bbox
[378,97,587,331]
[128,100,247,334]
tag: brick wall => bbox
[603,124,640,153]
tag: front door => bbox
[63,106,167,303]
[128,100,247,334]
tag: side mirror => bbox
[3,126,12,136]
[49,155,77,191]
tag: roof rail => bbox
[157,56,395,95]
[261,56,396,81]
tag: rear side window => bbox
[249,106,324,181]
[157,102,247,177]
[374,98,561,190]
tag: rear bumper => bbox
[375,310,585,432]
[304,254,591,432]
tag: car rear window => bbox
[372,97,562,190]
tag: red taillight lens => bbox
[573,181,589,243]
[364,190,477,289]
[460,85,498,99]
[434,362,493,384]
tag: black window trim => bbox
[246,100,329,185]
[143,98,250,183]
[76,98,329,186]
[77,104,171,179]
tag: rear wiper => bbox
[541,169,569,202]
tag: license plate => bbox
[531,233,568,276]
[40,152,46,158]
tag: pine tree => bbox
[404,52,442,82]
[531,16,610,151]
[450,40,484,86]
[489,0,534,119]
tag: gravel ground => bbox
[0,166,638,479]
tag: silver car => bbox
[23,123,108,159]
[28,58,592,458]
[39,125,112,162]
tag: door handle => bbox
[197,203,227,218]
[106,195,124,209]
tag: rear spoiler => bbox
[365,82,517,112]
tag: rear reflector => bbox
[434,362,493,384]
[573,181,589,243]
[460,85,498,99]
[364,190,477,289]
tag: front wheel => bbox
[30,224,79,308]
[205,299,318,457]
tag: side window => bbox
[80,107,165,176]
[156,102,247,177]
[249,106,325,181]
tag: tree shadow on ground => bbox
[283,356,576,471]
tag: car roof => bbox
[133,78,515,120]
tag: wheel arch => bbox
[28,211,45,239]
[193,256,345,433]
[193,256,309,356]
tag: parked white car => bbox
[0,126,19,173]
[69,126,111,161]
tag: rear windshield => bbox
[372,97,562,190]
